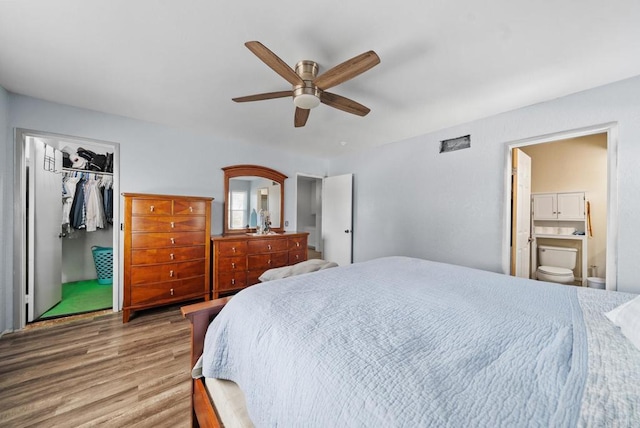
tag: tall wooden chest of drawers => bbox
[122,193,213,322]
[212,232,308,298]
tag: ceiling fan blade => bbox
[244,41,304,86]
[313,50,380,90]
[294,107,310,127]
[232,91,292,103]
[320,92,371,116]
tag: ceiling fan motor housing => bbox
[293,60,321,109]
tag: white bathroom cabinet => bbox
[531,191,588,285]
[532,192,585,220]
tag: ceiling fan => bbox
[232,41,380,127]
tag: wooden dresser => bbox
[122,193,213,322]
[211,232,308,298]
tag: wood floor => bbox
[0,306,192,427]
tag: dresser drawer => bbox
[130,260,205,285]
[132,246,205,265]
[131,199,173,216]
[216,255,246,272]
[217,271,247,292]
[288,237,306,250]
[130,276,205,306]
[247,270,262,286]
[217,241,248,257]
[130,216,206,232]
[248,251,289,271]
[131,232,205,249]
[247,238,288,253]
[289,249,307,264]
[174,199,208,215]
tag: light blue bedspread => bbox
[201,256,631,427]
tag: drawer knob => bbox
[232,247,236,253]
[170,253,174,260]
[171,238,175,245]
[150,205,155,212]
[231,262,236,269]
[170,288,174,296]
[267,244,272,250]
[296,242,300,247]
[296,254,300,260]
[231,278,235,285]
[268,259,271,265]
[169,270,174,277]
[170,221,175,228]
[189,206,193,213]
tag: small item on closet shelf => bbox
[62,151,72,168]
[77,147,96,161]
[89,154,107,171]
[69,152,87,169]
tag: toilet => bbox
[536,245,578,284]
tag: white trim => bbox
[502,123,618,291]
[13,128,121,330]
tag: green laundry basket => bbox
[91,246,113,285]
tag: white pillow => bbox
[606,295,640,351]
[259,259,338,282]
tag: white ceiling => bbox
[1,1,639,158]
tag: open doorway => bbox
[13,129,120,329]
[506,124,617,291]
[296,174,323,260]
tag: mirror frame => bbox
[223,164,288,235]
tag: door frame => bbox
[13,128,121,329]
[502,122,618,291]
[294,172,324,251]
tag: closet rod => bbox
[63,167,113,176]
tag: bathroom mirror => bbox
[223,165,287,235]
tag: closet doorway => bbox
[505,123,617,291]
[13,129,120,328]
[296,174,323,260]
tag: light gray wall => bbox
[3,93,328,331]
[328,75,640,294]
[0,86,9,335]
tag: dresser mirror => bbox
[223,164,287,235]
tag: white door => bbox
[28,137,63,321]
[322,174,353,266]
[512,149,532,278]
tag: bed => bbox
[181,256,640,427]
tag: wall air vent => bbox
[439,135,470,153]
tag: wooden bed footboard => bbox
[182,297,232,428]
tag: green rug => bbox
[40,279,112,319]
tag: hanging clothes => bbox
[84,174,106,232]
[68,173,87,230]
[62,172,81,232]
[63,169,113,232]
[100,175,114,224]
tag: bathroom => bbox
[519,133,607,287]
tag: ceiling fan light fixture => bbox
[294,93,321,109]
[293,83,321,109]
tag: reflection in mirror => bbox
[228,177,281,229]
[222,165,288,235]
